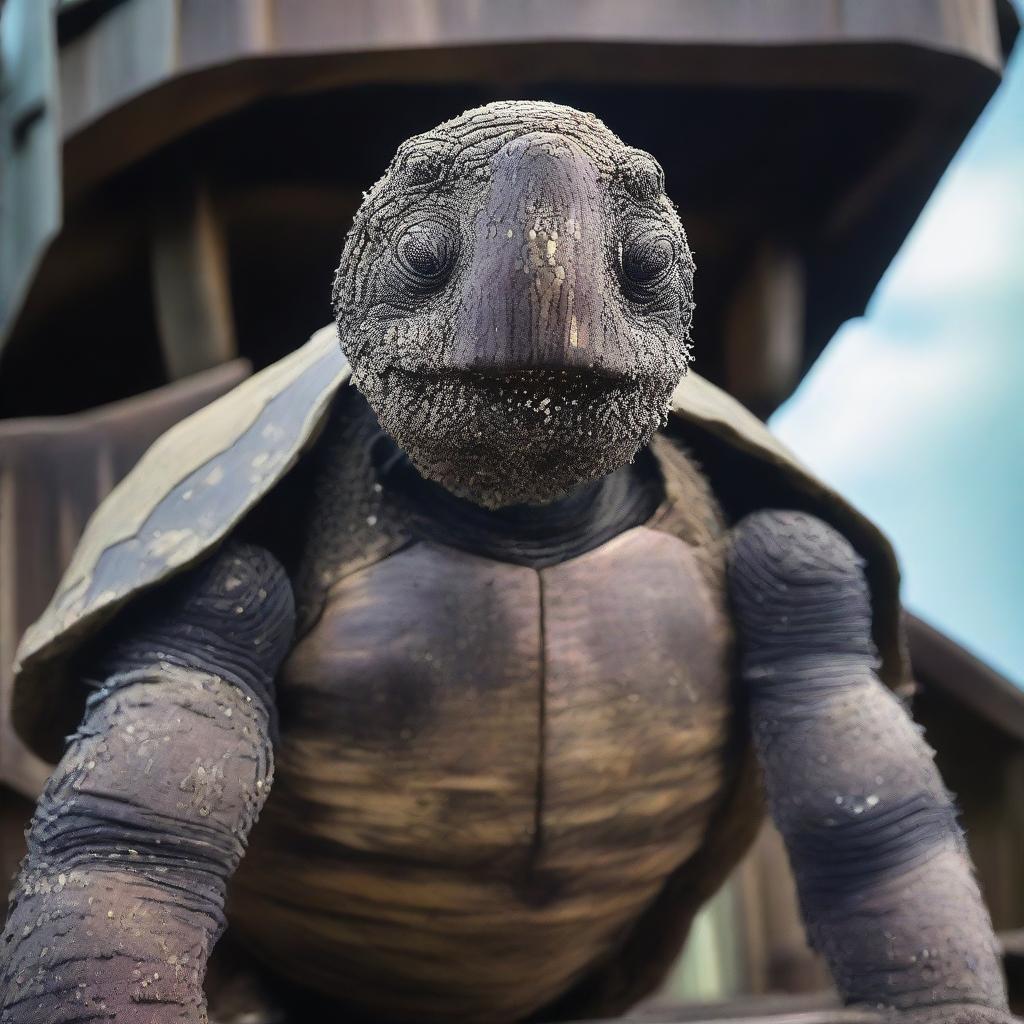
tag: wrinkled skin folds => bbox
[1,543,293,1022]
[730,511,1013,1024]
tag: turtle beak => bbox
[450,132,625,381]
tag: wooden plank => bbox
[605,990,882,1022]
[907,612,1024,744]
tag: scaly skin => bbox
[1,543,293,1022]
[332,101,695,509]
[729,511,1014,1024]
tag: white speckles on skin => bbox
[334,102,691,509]
[832,792,882,816]
[204,466,225,487]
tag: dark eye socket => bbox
[404,152,442,186]
[621,232,676,292]
[395,221,457,292]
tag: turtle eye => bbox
[395,221,458,294]
[620,229,676,298]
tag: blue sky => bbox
[771,33,1024,686]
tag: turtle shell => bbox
[11,324,908,763]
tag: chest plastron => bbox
[231,522,733,1023]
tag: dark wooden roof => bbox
[0,0,1017,416]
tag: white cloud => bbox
[873,161,1024,308]
[770,39,1024,685]
[770,319,987,483]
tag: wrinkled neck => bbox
[372,430,663,568]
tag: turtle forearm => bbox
[2,671,271,1021]
[1,542,293,1022]
[729,511,1008,1018]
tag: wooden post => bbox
[150,178,237,380]
[724,243,805,418]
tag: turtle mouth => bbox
[386,366,643,417]
[360,363,672,509]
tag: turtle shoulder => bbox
[667,370,909,692]
[12,325,350,762]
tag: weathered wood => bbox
[2,0,1015,422]
[908,613,1024,744]
[0,358,250,796]
[908,612,1024,934]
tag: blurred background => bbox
[0,2,1021,1020]
[772,14,1024,688]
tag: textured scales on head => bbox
[332,100,696,509]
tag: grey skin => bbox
[1,101,1015,1023]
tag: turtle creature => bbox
[1,102,1015,1024]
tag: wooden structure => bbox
[0,2,1021,1020]
[0,0,1018,416]
[0,360,250,797]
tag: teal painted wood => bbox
[0,0,60,336]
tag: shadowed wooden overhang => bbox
[0,0,1018,417]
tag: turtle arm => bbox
[0,541,293,1024]
[728,510,1013,1024]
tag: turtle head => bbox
[333,100,694,509]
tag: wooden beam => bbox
[907,612,1024,744]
